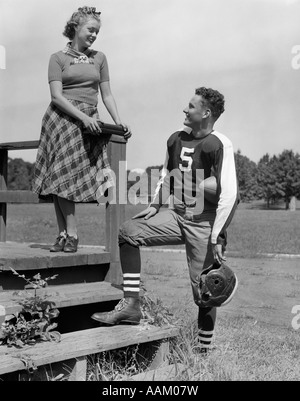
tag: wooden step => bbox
[0,324,179,376]
[0,242,110,271]
[0,281,123,318]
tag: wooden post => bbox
[68,357,87,381]
[147,341,170,370]
[105,137,127,286]
[0,149,8,242]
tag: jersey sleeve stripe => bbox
[211,131,238,244]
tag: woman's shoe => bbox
[64,235,79,253]
[50,235,67,252]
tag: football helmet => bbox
[196,262,238,308]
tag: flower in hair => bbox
[78,6,101,16]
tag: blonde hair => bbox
[63,6,101,40]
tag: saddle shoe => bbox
[64,235,79,253]
[50,235,67,252]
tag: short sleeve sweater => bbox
[48,50,110,106]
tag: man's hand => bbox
[212,243,226,265]
[132,206,158,220]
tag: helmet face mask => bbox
[197,262,238,308]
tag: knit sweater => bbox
[48,50,110,106]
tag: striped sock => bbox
[198,307,216,352]
[123,273,140,298]
[119,243,141,299]
[198,329,214,351]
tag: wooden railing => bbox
[0,126,127,284]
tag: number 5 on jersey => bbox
[179,147,195,172]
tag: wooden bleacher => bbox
[0,132,179,381]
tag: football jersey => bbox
[150,128,239,245]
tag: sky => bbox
[0,0,300,171]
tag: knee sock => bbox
[119,243,141,299]
[198,307,217,350]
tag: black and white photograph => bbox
[0,0,299,382]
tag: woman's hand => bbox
[120,123,132,140]
[81,116,102,134]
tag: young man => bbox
[91,87,239,352]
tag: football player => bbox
[91,87,239,353]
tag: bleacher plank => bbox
[0,324,179,376]
[0,281,123,317]
[0,242,110,271]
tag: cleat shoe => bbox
[194,346,210,355]
[91,297,142,325]
[64,235,79,253]
[50,235,67,252]
[193,345,216,359]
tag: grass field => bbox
[3,201,300,381]
[6,200,300,256]
[137,251,300,381]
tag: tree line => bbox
[6,149,300,209]
[235,149,300,209]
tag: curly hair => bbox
[63,6,101,40]
[195,87,225,120]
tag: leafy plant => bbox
[0,268,61,348]
[140,281,176,327]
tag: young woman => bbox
[32,6,131,253]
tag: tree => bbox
[257,153,279,207]
[276,150,300,210]
[234,150,259,202]
[257,150,300,210]
[7,158,34,190]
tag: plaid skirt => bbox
[32,100,115,203]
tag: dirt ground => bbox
[140,249,300,330]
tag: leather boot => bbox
[91,297,142,325]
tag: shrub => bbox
[0,268,61,348]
